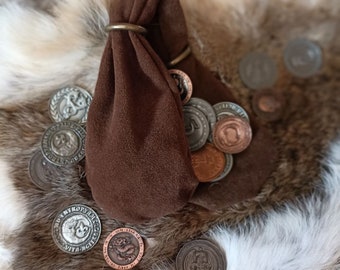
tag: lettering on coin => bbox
[52,204,101,254]
[103,228,144,270]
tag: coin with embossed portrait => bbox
[28,150,59,190]
[176,239,227,270]
[41,121,86,166]
[213,116,252,154]
[49,86,92,124]
[103,227,144,270]
[52,204,101,254]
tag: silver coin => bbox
[49,86,92,124]
[239,52,277,90]
[186,97,217,142]
[41,121,86,166]
[183,106,209,152]
[52,204,101,254]
[211,153,233,182]
[284,38,322,78]
[28,150,59,190]
[213,102,249,121]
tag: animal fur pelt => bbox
[0,0,339,269]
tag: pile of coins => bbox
[239,38,322,121]
[170,69,253,183]
[28,86,92,190]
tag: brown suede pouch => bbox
[86,0,278,223]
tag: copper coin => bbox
[103,227,144,269]
[169,69,193,104]
[252,89,285,122]
[213,116,252,154]
[191,143,226,183]
[176,239,227,270]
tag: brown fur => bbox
[0,0,339,269]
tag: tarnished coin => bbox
[187,97,217,142]
[169,69,193,104]
[183,106,210,152]
[28,150,59,190]
[49,86,92,124]
[213,116,252,154]
[176,239,227,270]
[239,52,277,90]
[191,143,226,183]
[103,227,144,270]
[212,153,234,182]
[41,121,86,166]
[52,204,101,254]
[252,89,285,122]
[284,38,322,78]
[213,102,249,121]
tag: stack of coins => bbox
[239,38,322,122]
[170,69,253,183]
[28,86,92,190]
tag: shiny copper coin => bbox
[252,89,285,122]
[176,239,227,270]
[169,69,193,104]
[191,143,226,183]
[103,227,144,269]
[213,116,252,154]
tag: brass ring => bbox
[168,46,192,67]
[105,23,148,34]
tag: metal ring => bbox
[105,23,148,34]
[168,46,192,67]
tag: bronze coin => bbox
[213,116,252,154]
[252,89,285,122]
[169,69,193,104]
[176,239,227,270]
[103,227,144,270]
[191,143,226,183]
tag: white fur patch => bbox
[210,138,340,270]
[0,158,27,270]
[0,1,108,106]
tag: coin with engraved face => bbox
[28,150,59,190]
[52,204,101,254]
[103,227,144,270]
[49,86,92,124]
[239,52,277,90]
[41,121,86,166]
[213,116,252,154]
[284,38,322,78]
[176,239,227,270]
[187,97,217,142]
[169,69,193,104]
[213,102,249,122]
[183,105,210,152]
